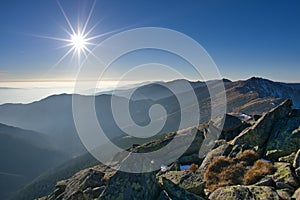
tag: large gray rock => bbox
[160,170,205,196]
[40,166,107,200]
[209,185,280,200]
[232,100,293,156]
[99,171,159,200]
[231,99,300,160]
[265,118,300,160]
[161,177,206,200]
[213,114,245,141]
[268,162,299,190]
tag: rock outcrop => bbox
[99,171,159,200]
[39,99,300,200]
[209,186,280,200]
[232,99,292,154]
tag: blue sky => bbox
[0,0,299,82]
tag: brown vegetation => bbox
[244,160,275,185]
[188,163,198,173]
[101,175,110,183]
[234,149,259,166]
[204,150,274,192]
[204,156,246,192]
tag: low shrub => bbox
[204,156,246,192]
[235,149,259,166]
[189,163,198,173]
[101,175,110,183]
[244,160,275,185]
[203,150,273,192]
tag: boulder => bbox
[269,162,299,190]
[161,177,206,200]
[209,186,280,200]
[40,167,106,200]
[265,118,300,160]
[63,168,105,199]
[160,170,205,196]
[232,100,293,156]
[213,114,245,141]
[98,171,159,200]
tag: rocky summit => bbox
[38,99,300,200]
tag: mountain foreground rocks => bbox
[39,99,300,200]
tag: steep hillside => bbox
[0,123,68,200]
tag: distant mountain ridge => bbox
[0,77,299,158]
[3,77,300,200]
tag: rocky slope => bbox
[38,99,300,200]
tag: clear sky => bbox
[0,0,299,84]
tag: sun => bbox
[37,0,106,67]
[36,0,127,68]
[71,33,88,53]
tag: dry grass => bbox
[203,150,274,192]
[244,160,275,185]
[235,149,259,166]
[204,156,246,192]
[101,175,110,183]
[189,163,198,173]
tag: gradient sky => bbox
[0,0,299,83]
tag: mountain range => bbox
[1,77,300,199]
